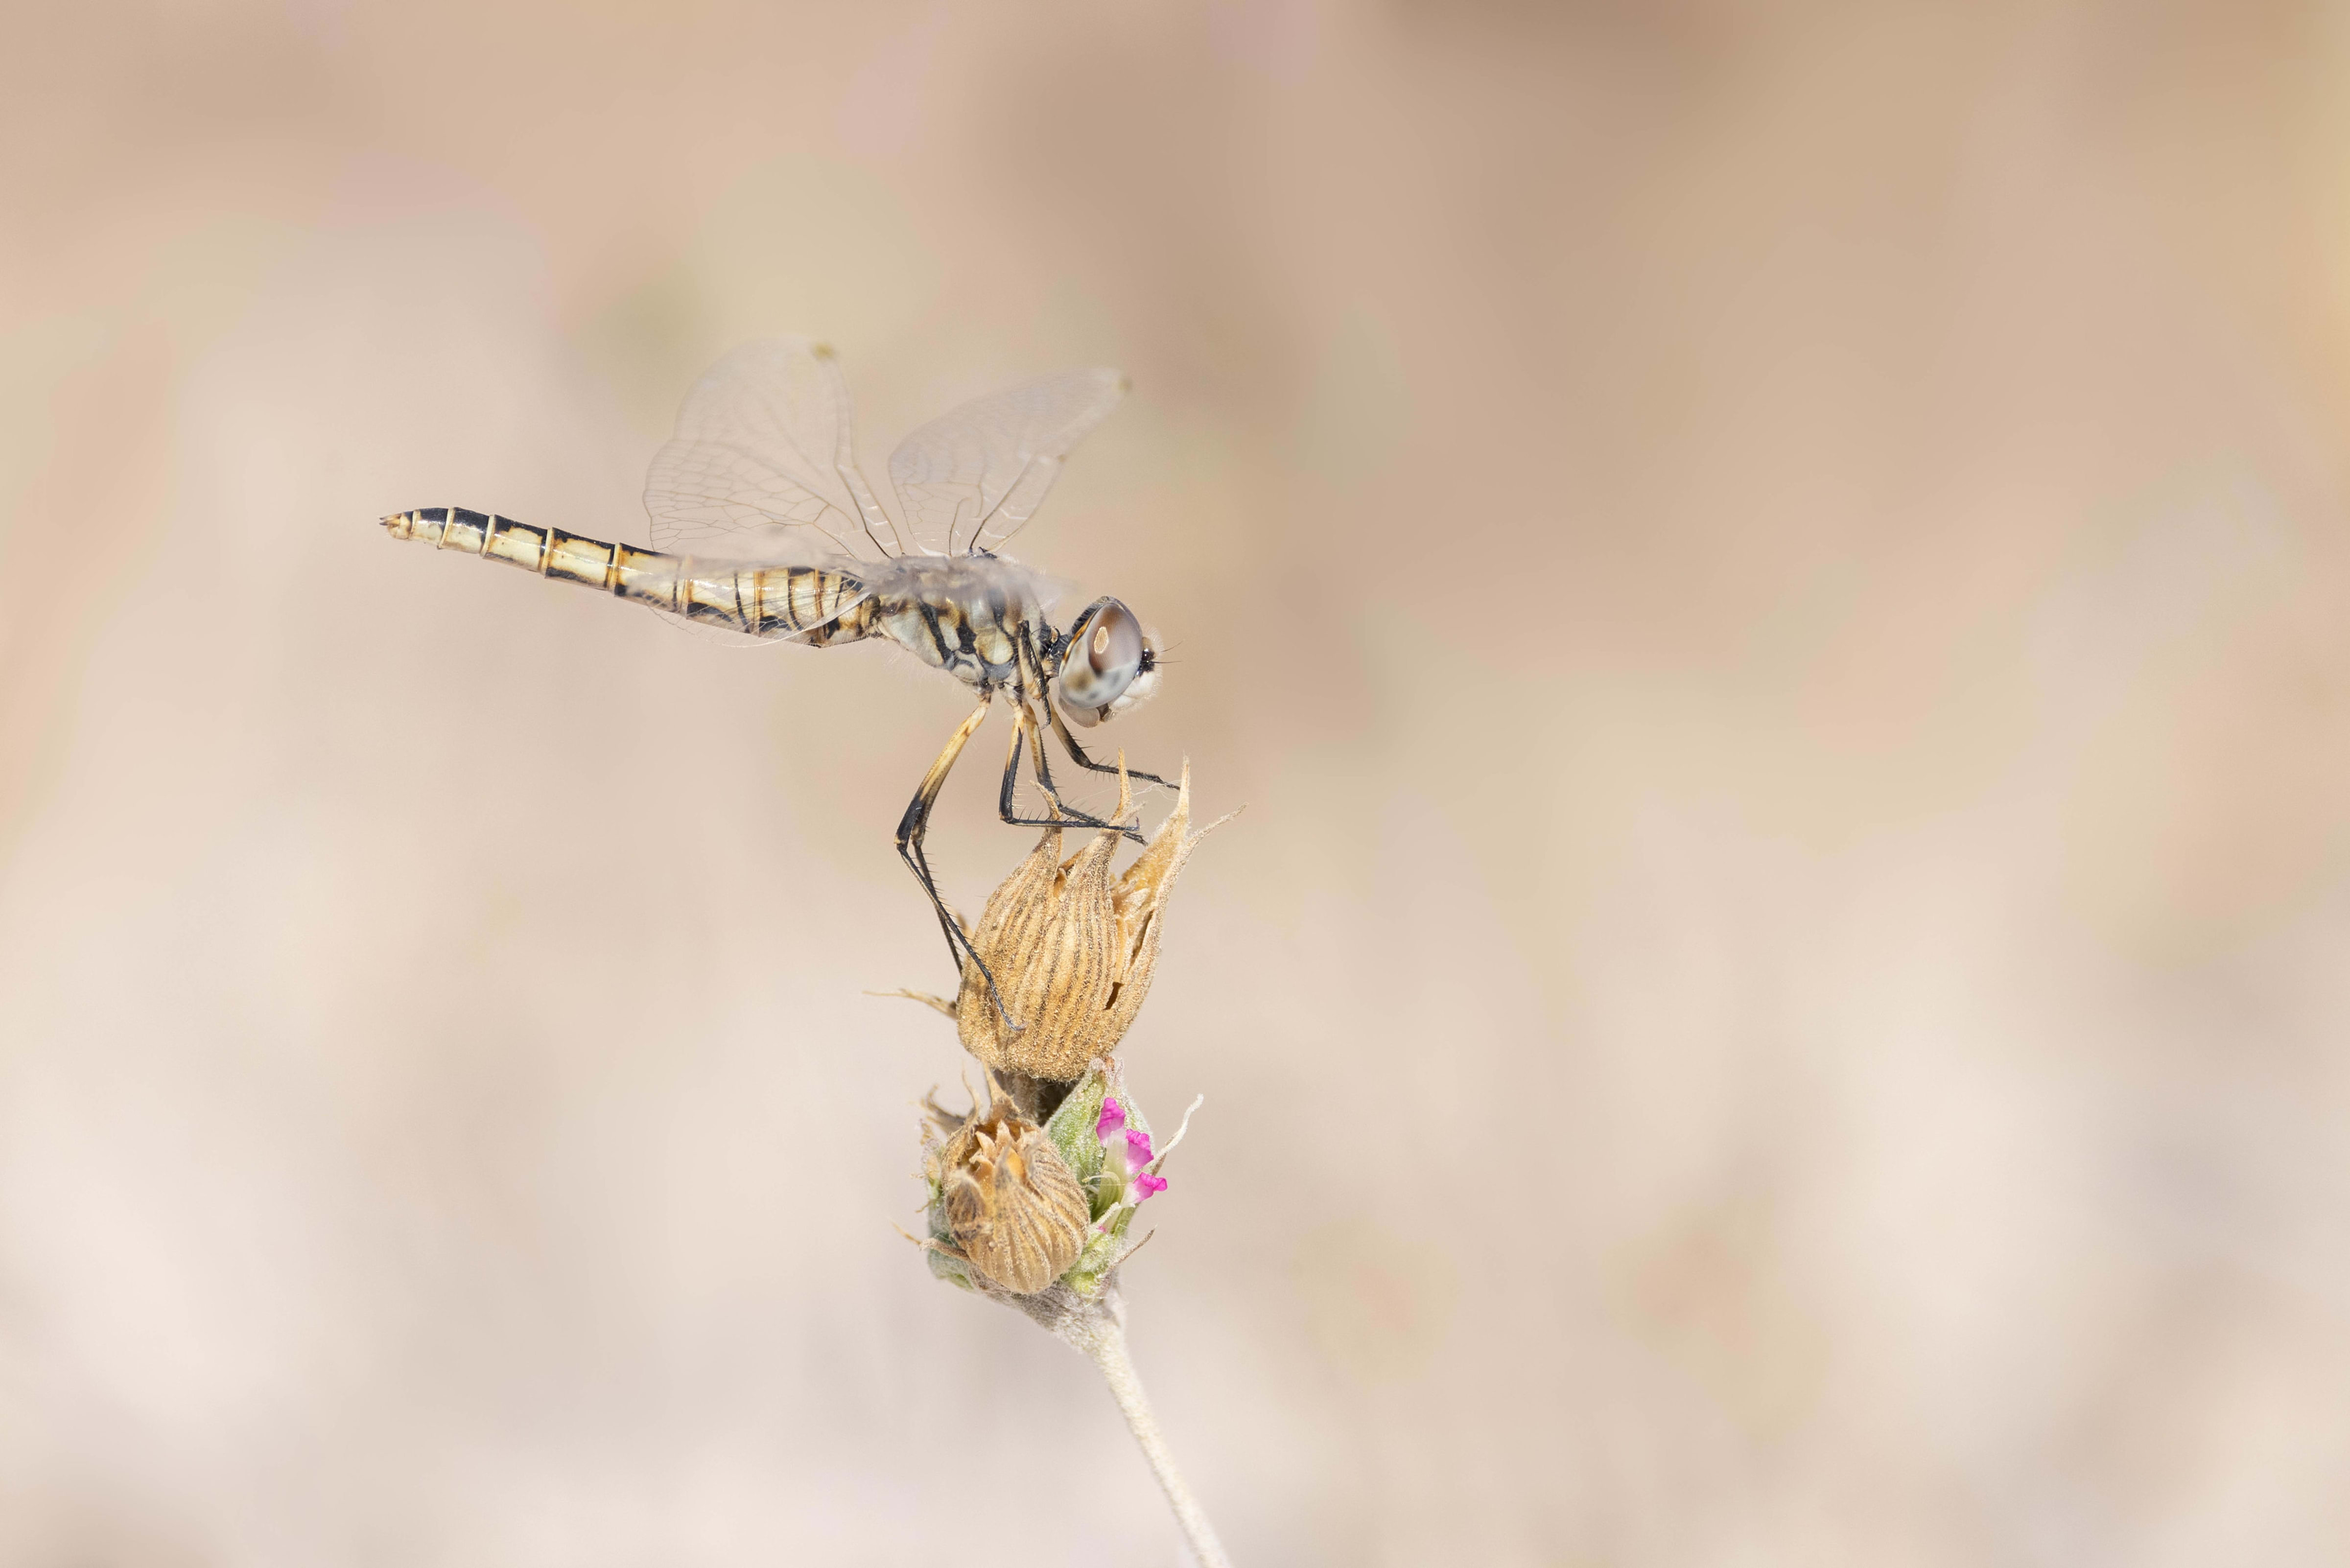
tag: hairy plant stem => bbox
[1021,1277,1232,1566]
[1079,1321,1234,1566]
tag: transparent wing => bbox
[859,551,1070,612]
[887,369,1127,557]
[643,337,907,565]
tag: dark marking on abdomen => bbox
[382,509,873,647]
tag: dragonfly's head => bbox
[1054,596,1160,728]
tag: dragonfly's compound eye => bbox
[1056,597,1153,726]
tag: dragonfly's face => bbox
[1055,596,1160,727]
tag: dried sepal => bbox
[954,761,1227,1081]
[922,1095,1090,1295]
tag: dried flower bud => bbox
[922,1097,1091,1295]
[953,761,1223,1082]
[916,1060,1202,1302]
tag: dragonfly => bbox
[381,337,1170,1019]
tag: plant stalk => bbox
[1051,1288,1232,1567]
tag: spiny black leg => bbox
[1023,703,1067,803]
[894,798,969,970]
[896,697,1018,1029]
[1040,691,1171,791]
[996,717,1026,826]
[900,812,1013,1030]
[993,716,1095,830]
[1027,702,1146,841]
[996,703,1143,840]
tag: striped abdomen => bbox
[381,507,873,644]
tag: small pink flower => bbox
[1086,1082,1184,1214]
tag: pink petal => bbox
[1124,1128,1154,1169]
[1134,1172,1169,1200]
[1095,1098,1127,1142]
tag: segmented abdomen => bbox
[382,507,871,644]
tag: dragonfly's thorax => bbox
[870,558,1049,691]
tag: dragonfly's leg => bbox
[1014,623,1171,796]
[996,701,1142,842]
[1039,689,1171,792]
[896,695,1017,1028]
[996,707,1030,824]
[1020,701,1069,809]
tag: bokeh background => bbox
[6,2,2350,1563]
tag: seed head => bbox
[916,1060,1202,1304]
[923,1096,1091,1296]
[954,761,1223,1081]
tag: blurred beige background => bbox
[6,1,2350,1563]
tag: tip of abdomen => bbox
[382,508,441,541]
